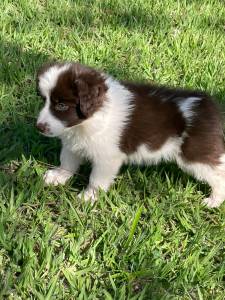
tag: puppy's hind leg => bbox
[202,156,225,208]
[177,157,225,208]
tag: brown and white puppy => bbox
[36,62,225,207]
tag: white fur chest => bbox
[60,118,123,161]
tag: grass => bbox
[0,0,225,298]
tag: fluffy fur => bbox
[36,62,225,207]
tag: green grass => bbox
[0,0,225,298]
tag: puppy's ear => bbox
[75,78,107,118]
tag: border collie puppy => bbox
[36,62,225,207]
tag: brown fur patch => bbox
[120,82,224,165]
[181,97,224,164]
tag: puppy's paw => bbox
[202,197,222,208]
[44,168,73,186]
[78,188,97,203]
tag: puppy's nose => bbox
[36,122,48,133]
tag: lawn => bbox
[0,0,225,299]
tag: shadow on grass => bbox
[0,39,50,86]
[0,121,60,165]
[0,38,58,166]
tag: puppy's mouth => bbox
[39,131,55,137]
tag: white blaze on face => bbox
[37,95,66,137]
[37,64,70,137]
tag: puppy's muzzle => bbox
[36,122,50,134]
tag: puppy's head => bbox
[36,62,107,137]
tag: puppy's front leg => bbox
[44,145,83,186]
[79,158,123,202]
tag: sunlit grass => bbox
[0,0,225,298]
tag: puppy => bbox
[36,62,225,207]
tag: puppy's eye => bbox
[55,103,69,111]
